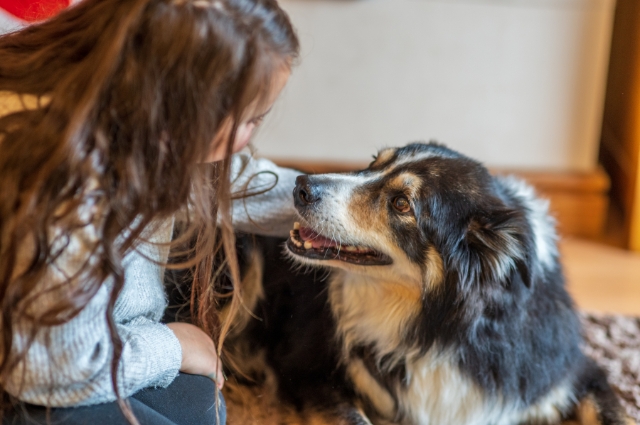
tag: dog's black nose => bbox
[294,175,321,207]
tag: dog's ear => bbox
[463,203,535,289]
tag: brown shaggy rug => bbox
[582,313,640,423]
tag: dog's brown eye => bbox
[392,196,411,213]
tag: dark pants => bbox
[4,373,226,425]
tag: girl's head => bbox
[207,63,290,161]
[0,0,297,418]
[1,0,298,218]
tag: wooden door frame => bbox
[599,0,640,251]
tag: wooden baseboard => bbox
[495,167,610,239]
[271,158,611,240]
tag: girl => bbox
[0,0,299,423]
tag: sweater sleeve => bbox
[5,288,182,407]
[229,153,302,237]
[3,218,182,407]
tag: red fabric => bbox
[0,0,69,22]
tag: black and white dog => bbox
[221,142,630,425]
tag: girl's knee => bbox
[172,373,226,424]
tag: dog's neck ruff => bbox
[328,270,423,368]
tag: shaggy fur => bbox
[217,142,631,425]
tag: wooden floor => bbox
[561,237,640,315]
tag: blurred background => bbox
[1,0,639,313]
[259,0,613,172]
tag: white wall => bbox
[254,0,616,171]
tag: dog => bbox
[216,142,631,425]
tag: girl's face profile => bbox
[206,65,291,163]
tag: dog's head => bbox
[287,142,554,293]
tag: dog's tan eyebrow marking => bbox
[389,173,422,198]
[370,148,396,169]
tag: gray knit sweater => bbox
[2,152,301,407]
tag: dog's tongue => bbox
[299,227,338,249]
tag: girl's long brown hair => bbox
[0,0,297,422]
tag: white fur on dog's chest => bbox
[399,354,514,425]
[329,272,508,425]
[330,273,574,425]
[356,352,573,425]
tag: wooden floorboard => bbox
[561,237,640,315]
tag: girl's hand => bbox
[166,322,224,389]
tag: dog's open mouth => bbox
[287,222,392,266]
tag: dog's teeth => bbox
[344,245,357,252]
[293,239,302,247]
[293,222,300,230]
[304,241,313,250]
[289,230,295,238]
[358,246,368,251]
